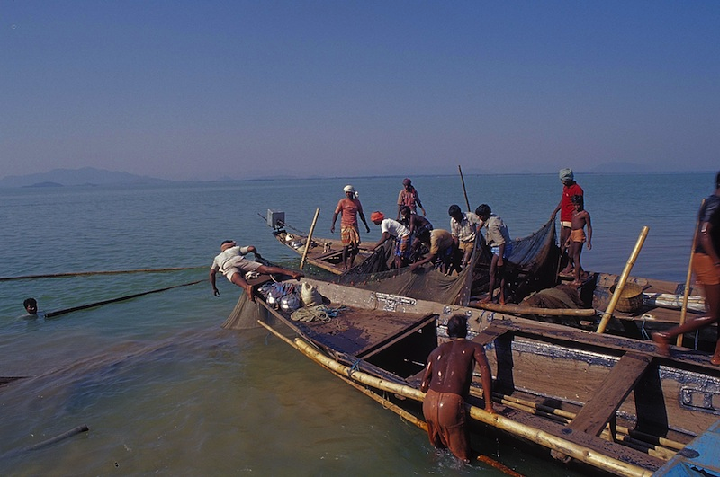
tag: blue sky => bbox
[2,1,719,181]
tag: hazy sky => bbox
[2,1,719,181]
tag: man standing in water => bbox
[210,240,303,301]
[653,171,720,366]
[420,314,494,464]
[330,185,371,270]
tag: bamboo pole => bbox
[676,199,704,346]
[257,321,522,476]
[300,208,321,270]
[597,226,650,333]
[473,302,597,317]
[458,165,472,212]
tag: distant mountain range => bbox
[0,167,167,188]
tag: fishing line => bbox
[45,279,205,318]
[1,266,205,281]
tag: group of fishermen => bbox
[330,178,514,303]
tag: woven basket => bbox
[610,283,644,314]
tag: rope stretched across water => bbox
[45,279,205,318]
[0,266,205,282]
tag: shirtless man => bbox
[210,240,303,301]
[420,314,494,464]
[330,185,371,270]
[653,171,720,366]
[565,195,592,285]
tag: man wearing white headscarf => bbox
[330,185,371,269]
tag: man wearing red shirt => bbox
[551,168,583,274]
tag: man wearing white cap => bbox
[330,185,371,270]
[551,168,583,273]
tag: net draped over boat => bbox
[335,219,558,306]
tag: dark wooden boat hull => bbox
[234,276,720,475]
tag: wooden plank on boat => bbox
[569,351,653,437]
[359,313,437,359]
[471,323,511,346]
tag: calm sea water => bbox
[0,173,711,475]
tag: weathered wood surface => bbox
[569,351,652,437]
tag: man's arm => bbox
[584,212,592,250]
[473,345,494,413]
[701,220,720,265]
[372,232,391,251]
[419,354,434,393]
[331,209,340,233]
[359,211,371,233]
[410,251,436,270]
[210,269,220,296]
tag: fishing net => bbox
[335,218,559,306]
[221,292,269,330]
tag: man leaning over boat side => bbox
[420,314,494,464]
[653,171,720,366]
[448,204,481,270]
[370,210,411,269]
[210,240,303,302]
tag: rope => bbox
[45,279,204,318]
[0,266,205,281]
[0,425,89,460]
[346,359,361,378]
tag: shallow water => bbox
[0,173,711,475]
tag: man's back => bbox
[425,339,484,395]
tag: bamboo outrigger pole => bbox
[458,165,471,212]
[676,199,704,346]
[288,336,650,477]
[300,208,320,270]
[597,226,650,333]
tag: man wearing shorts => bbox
[210,240,302,301]
[654,172,720,366]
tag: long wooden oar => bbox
[0,266,204,281]
[597,226,650,333]
[45,279,204,318]
[458,165,472,212]
[677,199,705,346]
[300,208,320,270]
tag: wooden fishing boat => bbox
[226,276,720,476]
[265,209,382,275]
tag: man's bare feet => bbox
[290,271,304,280]
[711,355,720,366]
[479,296,492,304]
[652,332,670,356]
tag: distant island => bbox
[23,181,64,188]
[0,167,167,189]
